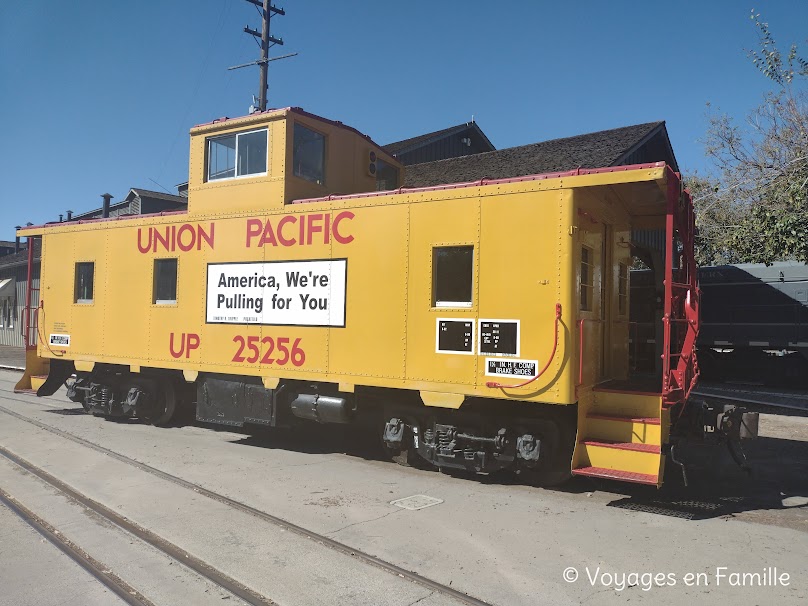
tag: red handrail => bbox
[22,236,36,349]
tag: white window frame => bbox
[206,128,269,182]
[432,245,475,309]
[75,262,95,304]
[153,258,179,306]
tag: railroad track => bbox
[0,486,158,606]
[0,446,268,606]
[0,389,493,606]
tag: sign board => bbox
[485,358,538,378]
[206,259,347,327]
[479,320,519,356]
[436,319,474,355]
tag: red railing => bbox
[22,236,40,350]
[661,170,700,407]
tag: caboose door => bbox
[578,220,610,384]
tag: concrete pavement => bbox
[0,368,807,605]
[0,346,24,370]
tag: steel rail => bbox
[0,398,494,606]
[0,487,155,606]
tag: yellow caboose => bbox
[16,107,699,486]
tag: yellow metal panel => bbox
[329,204,408,380]
[405,197,480,386]
[477,189,574,401]
[38,232,72,357]
[69,230,106,359]
[101,225,151,361]
[420,391,465,409]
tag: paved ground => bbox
[0,368,807,605]
[0,345,24,370]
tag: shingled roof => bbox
[403,121,676,188]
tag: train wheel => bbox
[146,378,177,427]
[515,417,575,487]
[379,417,431,469]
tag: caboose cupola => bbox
[186,107,402,216]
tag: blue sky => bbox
[1,1,806,237]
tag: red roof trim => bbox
[20,210,189,232]
[292,161,669,205]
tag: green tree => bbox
[693,11,808,265]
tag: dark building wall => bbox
[140,197,187,214]
[620,131,678,172]
[396,128,493,166]
[0,261,40,348]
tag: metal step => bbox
[579,440,661,454]
[586,413,660,424]
[571,466,658,485]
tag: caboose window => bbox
[433,246,474,308]
[153,259,178,305]
[580,246,593,311]
[375,159,399,191]
[74,262,94,304]
[207,128,267,181]
[293,124,325,185]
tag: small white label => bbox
[49,333,70,347]
[485,358,538,378]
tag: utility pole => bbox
[242,0,286,112]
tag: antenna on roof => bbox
[471,115,475,124]
[227,1,297,112]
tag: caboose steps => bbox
[582,413,662,445]
[571,466,659,486]
[575,440,662,476]
[578,439,661,453]
[590,389,661,419]
[30,375,48,391]
[573,386,664,486]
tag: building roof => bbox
[71,188,186,221]
[403,121,675,188]
[384,122,496,156]
[126,188,187,203]
[0,238,40,269]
